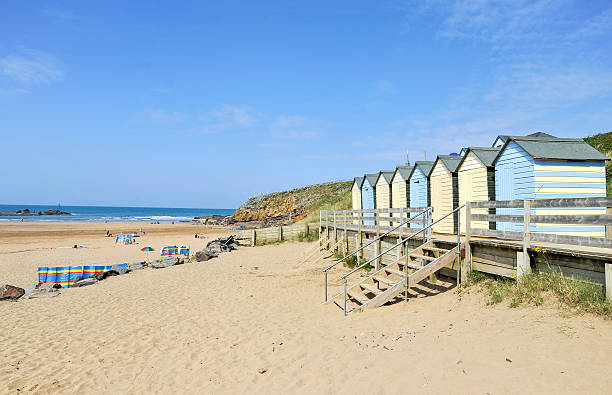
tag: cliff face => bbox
[232,181,351,222]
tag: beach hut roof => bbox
[376,170,395,185]
[394,165,413,180]
[364,173,378,186]
[434,155,463,173]
[494,132,557,147]
[408,161,435,179]
[458,147,501,169]
[352,176,364,189]
[494,136,610,163]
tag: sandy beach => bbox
[1,222,611,394]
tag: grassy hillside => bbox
[232,181,352,223]
[584,131,611,196]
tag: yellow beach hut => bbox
[351,176,364,224]
[375,170,394,226]
[391,165,413,226]
[430,155,462,234]
[456,147,500,231]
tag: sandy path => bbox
[1,236,611,394]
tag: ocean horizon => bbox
[0,204,235,223]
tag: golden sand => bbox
[1,222,611,393]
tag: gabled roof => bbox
[375,170,394,185]
[364,173,378,187]
[434,155,462,173]
[408,161,434,180]
[458,147,501,169]
[493,132,557,147]
[352,176,364,189]
[493,136,610,163]
[393,165,413,181]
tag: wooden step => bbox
[408,253,436,261]
[398,261,423,270]
[360,283,382,296]
[372,276,396,287]
[384,267,407,278]
[347,289,371,305]
[422,246,449,253]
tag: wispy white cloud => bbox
[180,105,261,135]
[0,88,30,95]
[273,115,326,139]
[0,49,63,84]
[369,80,395,96]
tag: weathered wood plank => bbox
[531,197,612,208]
[470,200,524,209]
[530,233,612,249]
[471,228,523,240]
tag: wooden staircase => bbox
[300,236,344,266]
[332,241,458,313]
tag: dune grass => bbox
[300,188,352,224]
[463,269,612,318]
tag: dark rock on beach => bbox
[0,284,25,300]
[72,277,98,287]
[151,256,184,269]
[0,209,71,216]
[27,283,61,298]
[129,261,146,270]
[108,264,129,275]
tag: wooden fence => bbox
[237,222,319,246]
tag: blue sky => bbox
[1,1,611,208]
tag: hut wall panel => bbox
[376,179,392,227]
[430,162,455,233]
[409,167,429,228]
[495,141,535,232]
[533,160,605,237]
[391,173,410,229]
[458,153,490,230]
[361,178,376,225]
[352,185,362,224]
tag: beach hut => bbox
[430,155,462,234]
[375,170,394,226]
[361,174,378,226]
[408,161,434,227]
[391,165,413,227]
[494,136,609,236]
[457,147,501,231]
[351,177,363,225]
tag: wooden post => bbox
[606,207,612,240]
[376,209,381,270]
[398,207,404,260]
[606,263,612,302]
[519,200,532,278]
[333,212,337,252]
[304,223,308,239]
[343,210,348,255]
[318,211,321,242]
[358,210,363,259]
[465,202,472,277]
[278,226,283,242]
[251,229,256,247]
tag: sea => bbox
[0,204,235,223]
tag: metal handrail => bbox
[322,208,429,273]
[342,205,464,279]
[340,204,466,315]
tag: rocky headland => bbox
[0,209,71,216]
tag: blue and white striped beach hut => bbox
[361,173,378,226]
[494,136,609,236]
[408,161,434,227]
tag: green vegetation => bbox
[463,270,612,318]
[584,131,612,196]
[297,229,319,242]
[300,187,352,224]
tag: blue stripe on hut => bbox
[408,161,434,228]
[361,173,378,226]
[493,136,609,236]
